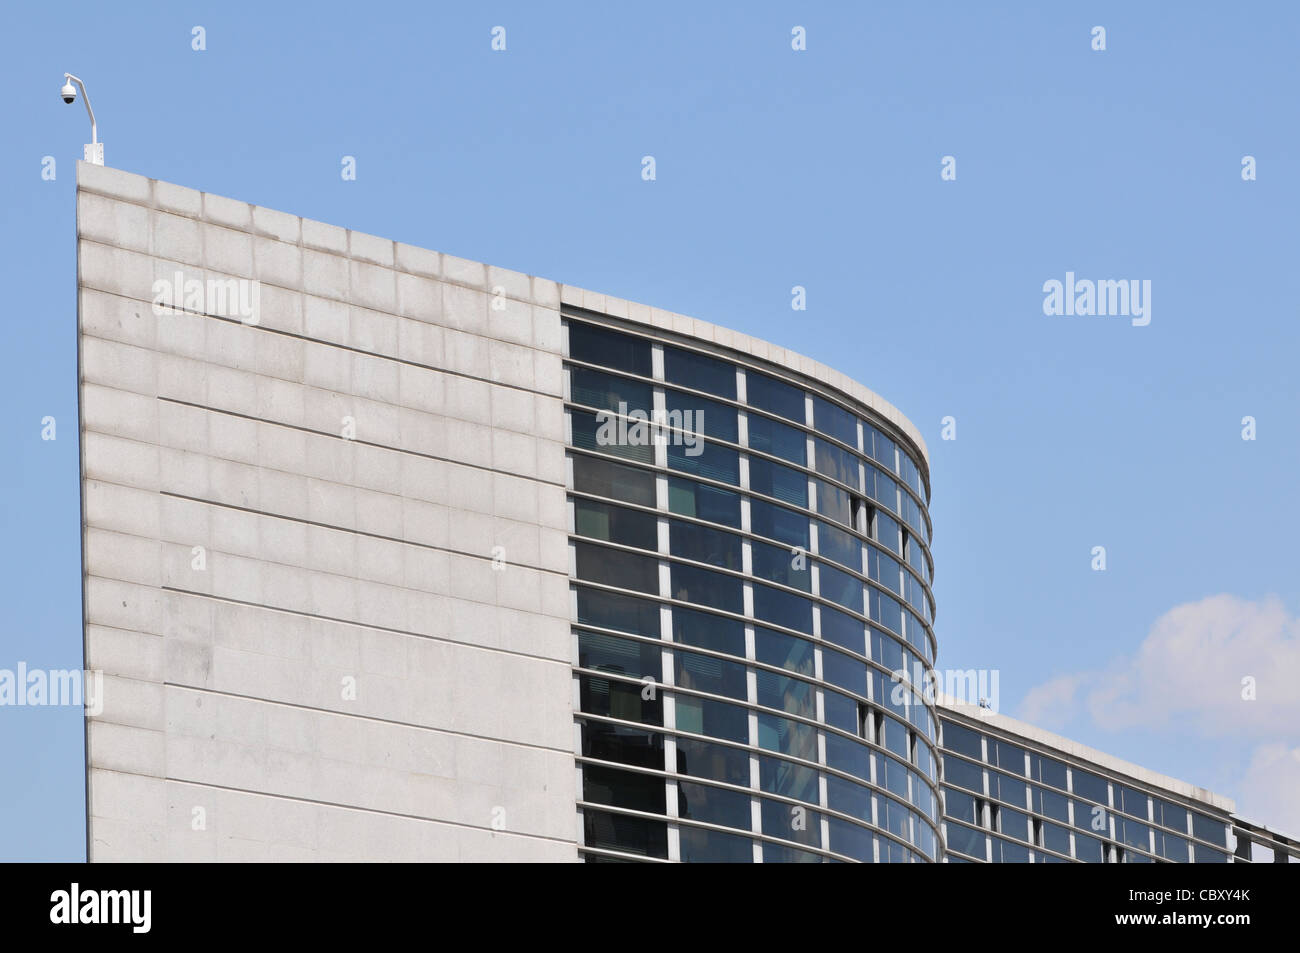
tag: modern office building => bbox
[563,308,939,863]
[74,162,1290,862]
[938,699,1298,863]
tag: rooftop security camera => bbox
[60,72,103,164]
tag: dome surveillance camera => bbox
[61,81,76,104]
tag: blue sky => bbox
[2,1,1298,859]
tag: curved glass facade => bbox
[565,313,939,862]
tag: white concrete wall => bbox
[76,162,576,861]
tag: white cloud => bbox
[1018,594,1300,736]
[1018,594,1300,843]
[1019,673,1086,728]
[1236,743,1300,841]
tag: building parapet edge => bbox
[937,696,1236,815]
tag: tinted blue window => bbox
[817,521,862,573]
[677,780,751,831]
[759,842,821,863]
[757,713,819,761]
[943,787,978,825]
[756,668,816,717]
[1033,786,1071,824]
[759,754,820,805]
[1116,784,1149,819]
[999,806,1030,843]
[825,732,871,782]
[675,649,747,701]
[576,586,661,637]
[572,453,656,508]
[865,425,897,473]
[669,519,742,571]
[819,561,864,614]
[824,689,859,734]
[749,456,807,507]
[1119,818,1151,852]
[568,322,652,377]
[1075,832,1105,862]
[575,498,658,550]
[904,534,929,582]
[671,563,743,615]
[827,772,871,818]
[1042,820,1072,856]
[990,770,1027,809]
[583,808,668,858]
[813,437,859,489]
[870,588,904,634]
[868,546,902,594]
[827,817,874,861]
[754,626,815,677]
[575,541,658,594]
[992,836,1029,863]
[761,797,821,849]
[814,478,854,528]
[823,647,866,697]
[664,346,736,400]
[672,605,746,657]
[1071,769,1109,806]
[752,538,810,591]
[675,734,750,785]
[663,387,738,444]
[570,409,655,464]
[679,824,753,862]
[820,605,866,655]
[900,453,925,502]
[1192,813,1227,847]
[668,476,741,528]
[748,414,807,466]
[882,756,911,802]
[946,820,985,860]
[580,720,662,770]
[749,497,809,549]
[1156,830,1188,862]
[1073,799,1108,833]
[812,395,858,448]
[945,756,983,794]
[578,631,659,679]
[876,674,907,721]
[901,494,927,542]
[873,629,905,673]
[867,467,898,512]
[874,510,902,554]
[570,366,653,413]
[747,371,805,422]
[579,674,662,726]
[676,694,748,744]
[880,794,910,839]
[668,439,739,485]
[1153,798,1187,833]
[882,715,910,762]
[583,764,666,815]
[990,739,1026,774]
[753,583,814,634]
